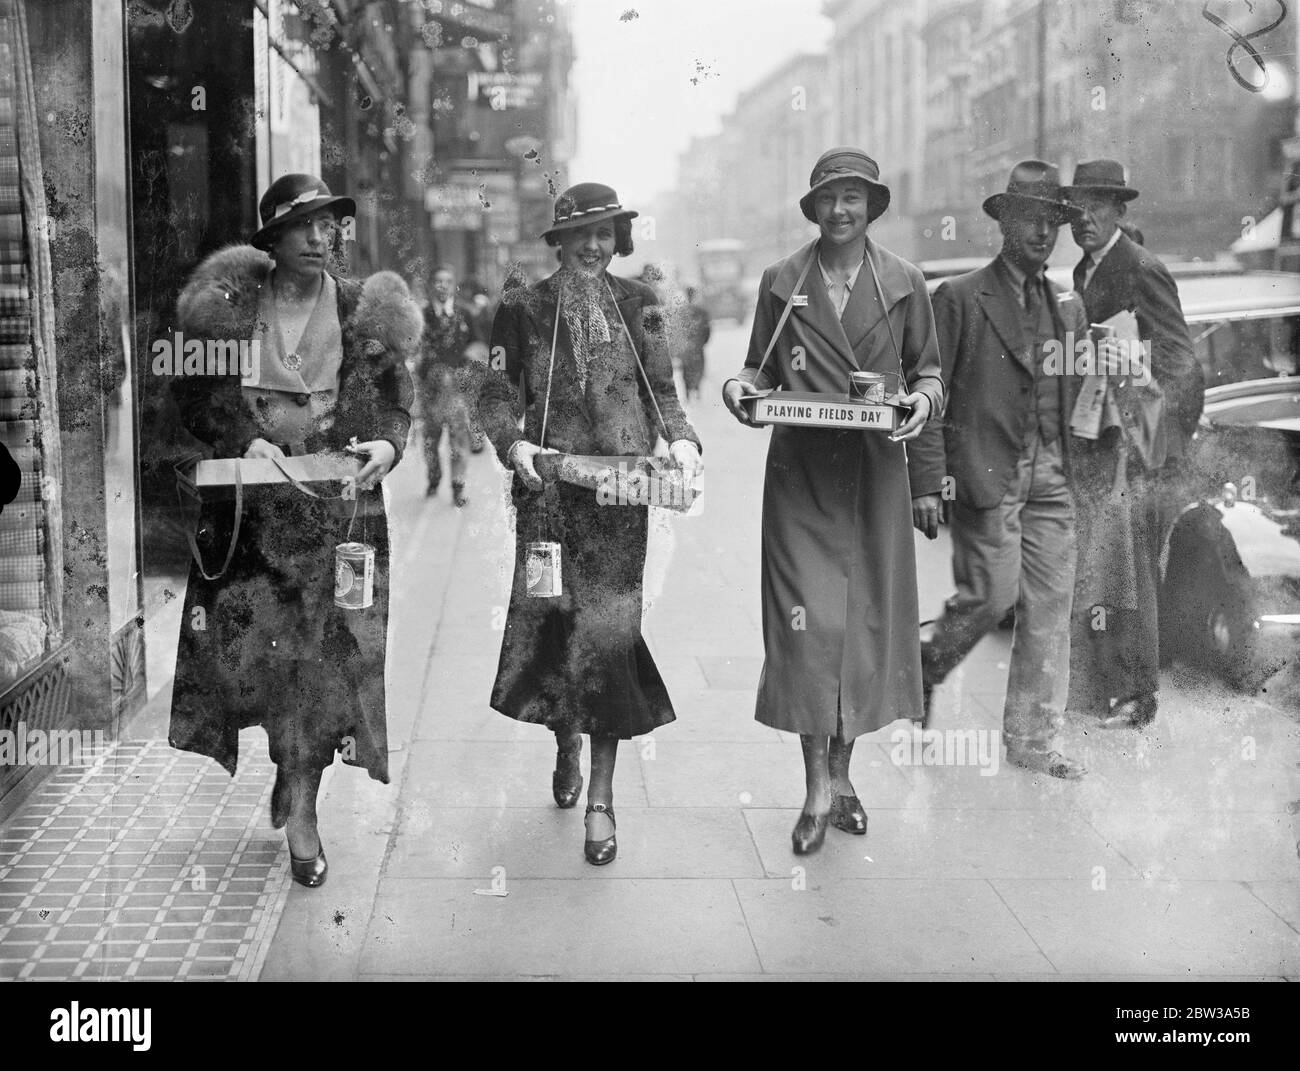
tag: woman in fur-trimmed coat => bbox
[167,175,417,887]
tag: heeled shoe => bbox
[829,794,868,835]
[552,736,584,809]
[583,803,617,866]
[791,811,829,855]
[289,842,328,888]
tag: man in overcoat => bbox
[1063,160,1203,729]
[723,147,945,853]
[909,161,1089,779]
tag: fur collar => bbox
[176,244,423,365]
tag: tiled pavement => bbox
[0,739,289,981]
[3,323,1300,981]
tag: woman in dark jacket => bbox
[479,182,702,865]
[168,174,417,888]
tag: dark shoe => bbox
[270,768,290,830]
[425,481,439,498]
[791,810,829,855]
[452,482,468,508]
[470,437,486,454]
[289,843,328,888]
[1099,693,1157,730]
[1006,748,1086,780]
[583,803,616,865]
[552,736,583,809]
[828,794,867,835]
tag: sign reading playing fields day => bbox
[743,391,904,432]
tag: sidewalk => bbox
[259,353,1298,981]
[3,332,1298,980]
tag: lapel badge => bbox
[792,294,808,307]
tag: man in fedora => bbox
[910,161,1089,779]
[1063,160,1203,729]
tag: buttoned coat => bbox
[909,259,1090,512]
[736,237,945,736]
[1077,231,1203,468]
[167,245,416,780]
[477,270,700,738]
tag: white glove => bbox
[507,440,556,491]
[668,439,702,477]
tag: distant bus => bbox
[697,238,747,323]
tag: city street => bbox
[3,319,1298,982]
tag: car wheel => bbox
[1159,523,1213,664]
[1203,572,1277,693]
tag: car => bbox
[1159,376,1300,691]
[919,257,989,294]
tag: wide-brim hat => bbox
[799,148,891,224]
[1064,158,1140,202]
[982,160,1081,223]
[540,182,638,243]
[251,173,356,250]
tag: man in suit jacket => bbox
[910,161,1089,779]
[1063,160,1204,729]
[417,264,486,505]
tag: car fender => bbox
[1212,501,1300,580]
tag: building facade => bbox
[658,0,1294,277]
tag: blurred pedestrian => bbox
[1063,160,1203,728]
[910,160,1089,779]
[417,264,483,505]
[676,286,711,400]
[722,148,944,854]
[169,174,418,888]
[479,182,701,865]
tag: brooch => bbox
[280,351,303,372]
[792,294,808,307]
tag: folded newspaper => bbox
[534,453,701,513]
[1069,309,1141,441]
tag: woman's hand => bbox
[889,392,932,443]
[508,440,557,492]
[668,439,702,477]
[722,378,763,427]
[244,438,286,461]
[348,439,397,489]
[912,493,944,540]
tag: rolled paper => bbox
[533,453,701,513]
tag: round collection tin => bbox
[525,540,562,598]
[334,541,375,610]
[848,371,887,403]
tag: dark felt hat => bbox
[1064,158,1140,202]
[982,160,1081,223]
[799,147,891,224]
[251,174,356,250]
[540,182,638,243]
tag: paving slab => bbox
[732,877,1054,975]
[990,878,1300,975]
[359,878,761,976]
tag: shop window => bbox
[0,3,57,692]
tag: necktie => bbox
[1073,253,1093,295]
[1023,275,1040,317]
